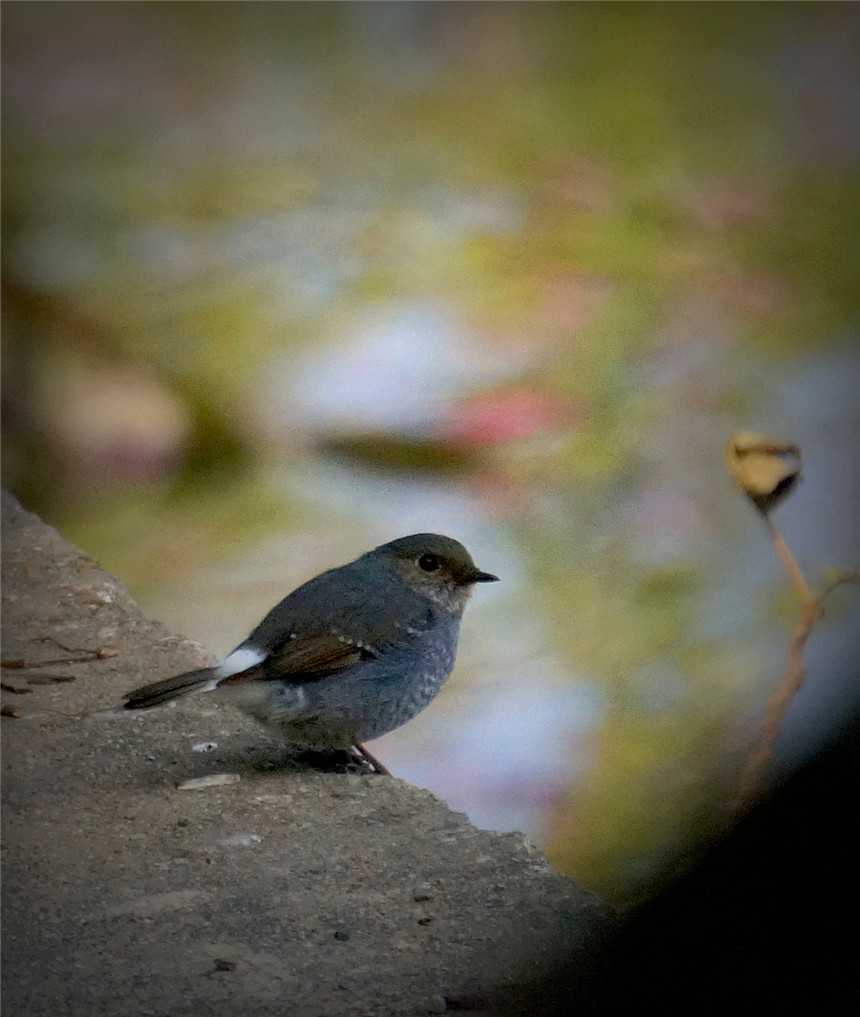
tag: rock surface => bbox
[1,490,603,1016]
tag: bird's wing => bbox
[218,631,376,687]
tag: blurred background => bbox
[3,2,859,901]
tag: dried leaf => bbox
[1,677,33,694]
[725,431,801,515]
[176,773,241,791]
[25,673,77,685]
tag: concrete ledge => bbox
[1,490,603,1017]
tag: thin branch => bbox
[761,513,815,607]
[730,505,822,816]
[732,595,820,811]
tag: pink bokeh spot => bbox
[439,387,577,449]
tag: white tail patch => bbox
[215,646,266,679]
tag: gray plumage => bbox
[124,533,497,754]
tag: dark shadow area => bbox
[513,710,860,1015]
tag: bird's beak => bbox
[472,570,499,583]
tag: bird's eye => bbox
[418,553,440,572]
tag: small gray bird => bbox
[124,533,498,771]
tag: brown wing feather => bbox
[219,632,374,686]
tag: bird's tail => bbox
[123,667,218,710]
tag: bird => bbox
[124,533,498,772]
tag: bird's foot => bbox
[293,746,389,775]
